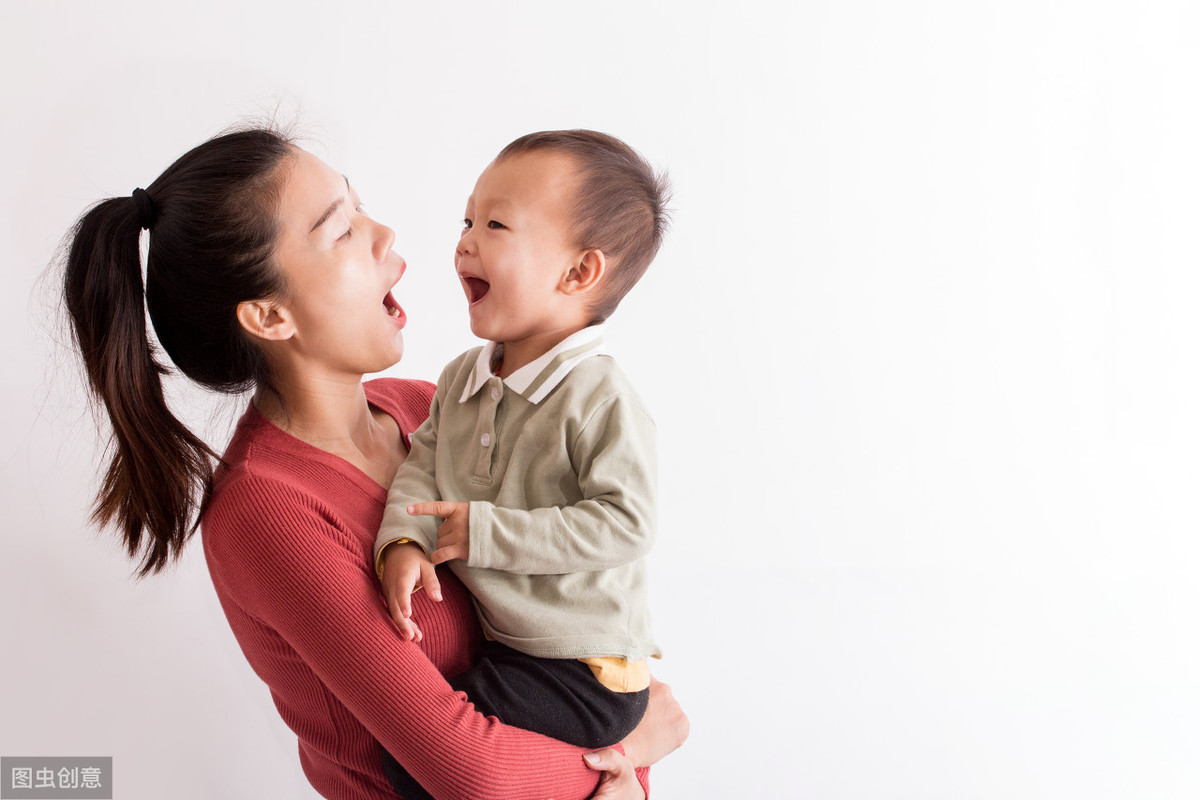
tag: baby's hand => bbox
[408,501,471,566]
[379,541,442,642]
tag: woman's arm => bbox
[205,476,608,800]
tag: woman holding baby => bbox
[60,126,686,799]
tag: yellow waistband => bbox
[580,657,650,692]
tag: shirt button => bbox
[480,433,491,447]
[490,387,500,401]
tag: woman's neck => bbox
[253,374,378,454]
[253,373,405,488]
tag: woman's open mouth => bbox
[463,276,491,305]
[382,289,406,326]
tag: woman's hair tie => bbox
[131,187,157,230]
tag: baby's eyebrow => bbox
[474,196,515,213]
[310,175,353,233]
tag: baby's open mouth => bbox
[464,276,491,304]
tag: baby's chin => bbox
[467,322,499,343]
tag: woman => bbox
[62,126,687,800]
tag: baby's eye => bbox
[487,220,505,230]
[462,218,473,230]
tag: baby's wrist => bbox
[377,537,426,578]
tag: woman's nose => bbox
[373,219,397,261]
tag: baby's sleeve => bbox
[375,378,446,574]
[469,390,657,574]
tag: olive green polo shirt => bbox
[376,325,660,661]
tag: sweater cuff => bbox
[636,765,651,797]
[466,500,493,567]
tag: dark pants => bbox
[381,641,649,799]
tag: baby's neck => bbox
[494,323,592,379]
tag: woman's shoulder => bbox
[204,414,346,555]
[204,452,321,546]
[209,405,319,501]
[365,377,436,420]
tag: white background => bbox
[2,2,1198,798]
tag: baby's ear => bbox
[562,249,606,296]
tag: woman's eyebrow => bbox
[309,175,353,233]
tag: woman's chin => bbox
[366,336,404,373]
[388,337,405,367]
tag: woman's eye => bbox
[339,226,353,240]
[487,220,505,230]
[355,202,367,214]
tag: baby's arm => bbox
[377,412,442,564]
[376,380,446,633]
[466,392,657,574]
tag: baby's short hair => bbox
[496,130,671,324]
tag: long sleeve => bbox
[377,382,445,561]
[468,393,657,575]
[205,475,608,800]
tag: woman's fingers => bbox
[582,749,644,800]
[583,749,625,773]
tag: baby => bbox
[374,130,669,796]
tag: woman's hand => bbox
[380,541,442,641]
[579,749,644,800]
[620,677,690,768]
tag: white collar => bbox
[460,325,608,405]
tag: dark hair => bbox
[62,127,295,576]
[495,130,671,324]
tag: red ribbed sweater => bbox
[202,378,648,799]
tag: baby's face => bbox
[455,150,585,345]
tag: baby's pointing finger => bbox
[407,501,448,518]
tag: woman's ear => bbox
[562,249,606,296]
[236,299,295,342]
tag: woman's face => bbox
[267,148,408,381]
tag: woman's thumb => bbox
[583,749,618,771]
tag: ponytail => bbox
[63,195,215,575]
[62,128,294,576]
